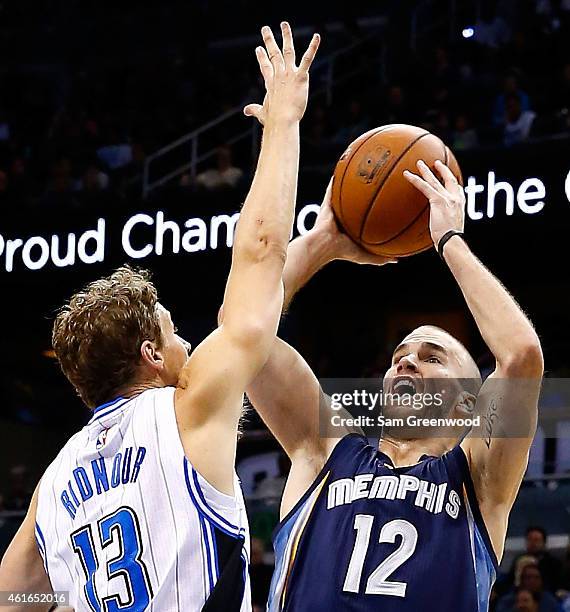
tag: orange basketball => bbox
[331,124,463,257]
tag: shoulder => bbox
[319,433,374,476]
[330,432,371,455]
[281,434,371,520]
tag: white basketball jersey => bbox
[35,387,251,612]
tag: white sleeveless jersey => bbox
[35,387,251,612]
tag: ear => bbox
[140,340,164,371]
[454,391,477,417]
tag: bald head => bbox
[403,325,482,385]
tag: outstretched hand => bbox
[244,22,320,126]
[314,179,397,266]
[403,159,465,249]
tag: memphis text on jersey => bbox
[60,446,147,519]
[327,472,461,519]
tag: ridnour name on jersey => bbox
[326,473,461,519]
[60,446,147,520]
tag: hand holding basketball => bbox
[314,180,397,266]
[243,22,320,126]
[404,159,466,249]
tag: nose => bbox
[179,336,192,356]
[396,354,419,374]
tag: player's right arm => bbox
[246,185,394,515]
[175,23,320,495]
[0,485,56,612]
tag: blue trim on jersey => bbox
[183,459,241,538]
[198,514,215,592]
[268,500,307,612]
[35,522,46,551]
[93,396,126,414]
[191,467,241,533]
[473,520,496,612]
[207,521,220,580]
[273,433,364,541]
[240,552,248,599]
[454,445,499,571]
[34,523,48,574]
[88,397,130,424]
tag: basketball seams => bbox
[365,201,431,249]
[373,209,433,256]
[335,126,392,238]
[360,136,451,250]
[358,130,430,242]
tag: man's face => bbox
[520,567,542,594]
[526,530,545,555]
[382,326,478,424]
[515,590,536,612]
[156,304,191,386]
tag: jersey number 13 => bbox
[71,506,153,612]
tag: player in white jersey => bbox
[0,23,320,612]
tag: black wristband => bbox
[437,230,463,259]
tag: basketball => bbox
[331,124,463,257]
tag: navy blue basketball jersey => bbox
[269,434,497,612]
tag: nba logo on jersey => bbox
[95,428,108,449]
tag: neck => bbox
[117,378,165,400]
[378,434,457,467]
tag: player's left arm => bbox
[405,160,544,560]
[0,484,58,612]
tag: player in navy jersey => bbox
[0,24,320,612]
[245,162,543,611]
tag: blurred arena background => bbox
[0,1,569,609]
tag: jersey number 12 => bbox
[343,516,418,597]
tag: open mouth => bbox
[391,376,419,396]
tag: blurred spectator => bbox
[552,63,570,128]
[97,127,133,170]
[0,114,10,142]
[8,157,28,199]
[196,144,243,191]
[474,2,512,48]
[382,85,414,124]
[332,99,370,145]
[432,110,452,143]
[509,528,562,592]
[497,565,560,612]
[251,452,289,506]
[432,46,455,86]
[557,545,570,594]
[46,158,74,196]
[493,76,531,127]
[76,163,110,193]
[452,113,479,150]
[250,537,273,612]
[504,94,536,146]
[514,588,539,612]
[304,105,333,160]
[0,170,9,198]
[4,465,32,512]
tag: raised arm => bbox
[175,23,320,495]
[405,159,543,559]
[246,185,394,513]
